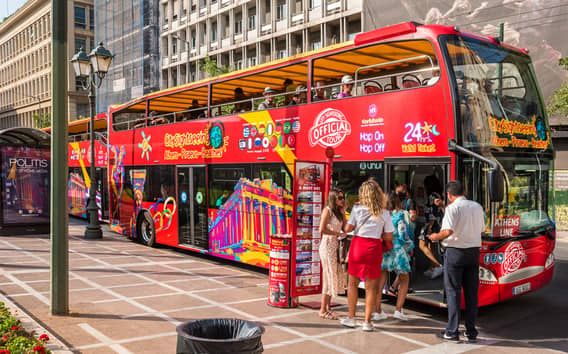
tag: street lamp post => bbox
[172,35,190,83]
[71,43,114,240]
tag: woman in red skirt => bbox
[340,181,394,331]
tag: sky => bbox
[0,0,27,21]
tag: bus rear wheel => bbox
[137,211,156,247]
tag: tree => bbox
[33,112,51,129]
[547,57,568,117]
[199,57,229,77]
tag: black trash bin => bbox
[176,318,265,354]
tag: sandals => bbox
[319,311,338,320]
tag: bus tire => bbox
[137,211,156,247]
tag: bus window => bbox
[112,109,145,131]
[211,62,308,115]
[145,166,175,202]
[209,165,249,208]
[148,85,209,122]
[332,162,384,212]
[253,164,292,193]
[312,39,439,100]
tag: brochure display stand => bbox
[267,234,298,308]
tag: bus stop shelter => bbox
[0,127,50,235]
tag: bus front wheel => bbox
[137,211,156,247]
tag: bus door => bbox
[177,166,208,249]
[384,158,449,305]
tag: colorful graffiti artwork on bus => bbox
[209,178,293,267]
[147,197,177,232]
[109,145,126,234]
[137,131,152,160]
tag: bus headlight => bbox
[479,266,497,283]
[545,253,554,269]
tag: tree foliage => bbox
[199,57,229,78]
[547,57,568,117]
[33,113,51,129]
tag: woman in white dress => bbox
[318,188,347,320]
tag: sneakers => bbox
[462,331,477,343]
[424,268,434,277]
[437,330,459,342]
[430,266,444,279]
[361,322,374,332]
[393,310,409,321]
[340,317,356,328]
[371,311,388,321]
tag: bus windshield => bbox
[443,36,549,151]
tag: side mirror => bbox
[488,168,504,202]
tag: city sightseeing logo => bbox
[502,241,526,274]
[308,108,351,148]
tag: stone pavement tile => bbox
[143,270,201,282]
[10,294,48,312]
[323,329,423,353]
[73,269,128,278]
[68,289,116,303]
[107,283,175,297]
[119,264,167,274]
[463,340,561,353]
[264,338,343,354]
[70,258,104,268]
[269,311,348,337]
[231,299,305,319]
[71,300,146,317]
[80,346,120,354]
[26,279,51,293]
[0,283,26,294]
[200,286,268,303]
[13,271,50,282]
[375,318,450,346]
[45,321,101,348]
[168,278,233,292]
[220,274,267,288]
[260,324,302,345]
[89,274,147,287]
[69,278,92,289]
[165,260,221,271]
[86,315,177,341]
[121,333,178,354]
[94,255,141,265]
[135,293,210,312]
[169,306,239,322]
[186,266,245,278]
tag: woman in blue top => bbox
[374,192,414,321]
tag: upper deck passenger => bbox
[337,75,354,98]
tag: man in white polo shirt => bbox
[428,180,485,343]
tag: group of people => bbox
[318,179,485,342]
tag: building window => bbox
[248,14,256,30]
[74,6,86,29]
[309,0,321,9]
[276,4,286,20]
[235,20,242,34]
[89,7,94,31]
[75,36,86,53]
[211,26,217,41]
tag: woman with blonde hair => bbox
[318,188,347,320]
[340,181,394,331]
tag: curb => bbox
[0,293,73,354]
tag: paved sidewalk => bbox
[0,222,562,353]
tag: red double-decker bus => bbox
[107,22,555,306]
[45,115,109,220]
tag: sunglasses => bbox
[337,195,345,200]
